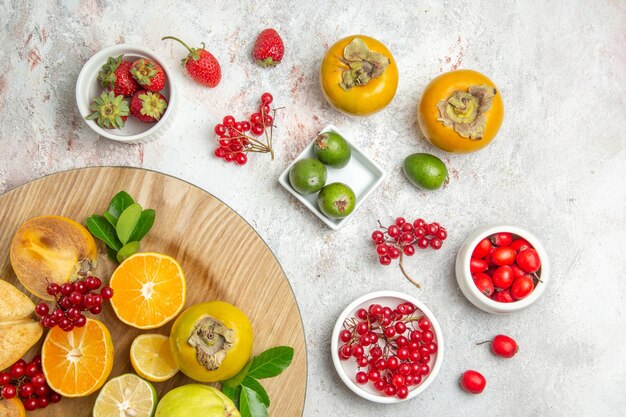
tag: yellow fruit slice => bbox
[0,396,26,417]
[130,334,179,382]
[109,253,186,329]
[10,216,97,300]
[41,318,114,397]
[93,374,157,417]
[0,280,43,371]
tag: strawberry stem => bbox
[162,36,195,54]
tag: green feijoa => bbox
[313,132,351,168]
[403,153,448,190]
[317,183,356,218]
[289,158,327,195]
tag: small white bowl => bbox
[331,291,444,403]
[455,225,550,314]
[278,124,385,230]
[76,44,177,144]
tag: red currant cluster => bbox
[371,217,448,287]
[213,92,277,165]
[0,356,62,411]
[35,276,114,332]
[338,302,438,400]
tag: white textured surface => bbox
[0,1,625,416]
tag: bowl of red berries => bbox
[455,225,550,314]
[331,291,444,403]
[76,44,176,144]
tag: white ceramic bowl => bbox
[76,44,177,144]
[278,124,385,230]
[455,225,550,314]
[331,291,444,403]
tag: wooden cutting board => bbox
[0,167,307,417]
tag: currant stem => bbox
[398,253,421,288]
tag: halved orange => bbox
[109,253,186,329]
[41,318,114,397]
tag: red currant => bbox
[0,372,9,386]
[50,392,62,403]
[23,397,37,411]
[263,114,274,127]
[413,227,426,238]
[401,232,414,243]
[46,283,61,296]
[397,347,410,360]
[436,229,448,240]
[101,286,114,300]
[388,247,401,259]
[387,356,399,370]
[9,363,24,379]
[395,217,406,226]
[259,103,271,114]
[19,382,34,398]
[339,330,351,343]
[24,362,38,377]
[368,369,381,382]
[37,396,49,409]
[222,115,235,127]
[355,371,368,384]
[396,385,409,399]
[430,238,443,250]
[376,244,389,256]
[371,230,384,243]
[35,303,49,316]
[418,317,431,330]
[261,92,273,104]
[60,283,72,296]
[214,124,226,136]
[403,245,415,256]
[413,218,426,228]
[384,385,397,396]
[369,346,382,358]
[1,385,16,399]
[251,123,264,135]
[30,373,46,388]
[417,237,429,249]
[387,225,400,237]
[351,345,364,358]
[235,153,248,166]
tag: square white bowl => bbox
[278,124,385,230]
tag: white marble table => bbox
[1,1,624,416]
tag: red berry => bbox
[436,228,447,240]
[395,217,406,226]
[426,223,438,236]
[378,255,391,265]
[368,369,381,382]
[469,257,488,273]
[384,385,397,396]
[422,330,434,343]
[250,113,262,125]
[90,305,103,315]
[46,283,61,296]
[235,153,248,166]
[472,238,493,259]
[261,92,273,104]
[339,345,351,360]
[339,329,351,343]
[413,218,426,228]
[214,124,226,136]
[397,347,409,360]
[1,385,16,399]
[388,246,401,260]
[491,232,513,247]
[516,248,541,273]
[376,244,389,256]
[101,286,114,300]
[24,362,38,377]
[492,290,514,303]
[30,373,46,388]
[241,121,251,132]
[510,275,534,300]
[418,317,431,330]
[355,371,368,384]
[253,29,284,67]
[251,123,264,136]
[460,370,486,394]
[49,392,62,403]
[491,247,516,266]
[351,345,364,358]
[401,232,414,243]
[491,334,518,358]
[23,397,37,411]
[387,225,400,238]
[19,382,34,398]
[60,283,73,296]
[37,396,50,409]
[163,36,221,87]
[394,321,407,334]
[417,237,429,249]
[392,374,405,388]
[510,238,532,252]
[0,372,10,386]
[492,265,514,289]
[387,356,399,370]
[396,385,409,399]
[35,303,49,316]
[9,363,24,379]
[430,238,443,250]
[413,227,426,238]
[371,230,384,243]
[473,272,495,297]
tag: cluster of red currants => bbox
[0,356,62,411]
[213,92,277,165]
[35,276,113,332]
[338,302,438,400]
[372,217,447,265]
[470,232,541,302]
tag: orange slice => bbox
[41,318,113,397]
[109,253,186,329]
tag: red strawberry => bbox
[162,36,221,87]
[86,91,129,129]
[252,29,284,67]
[98,55,140,96]
[129,90,168,123]
[130,58,166,92]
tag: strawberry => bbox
[252,29,284,67]
[162,36,221,87]
[98,55,140,97]
[129,90,168,123]
[130,58,166,92]
[86,91,129,129]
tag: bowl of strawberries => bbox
[76,44,176,144]
[455,225,550,314]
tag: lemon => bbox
[131,334,179,382]
[93,374,157,417]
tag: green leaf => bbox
[247,346,294,380]
[106,246,118,262]
[106,191,135,222]
[86,215,122,251]
[221,384,241,409]
[103,211,118,227]
[116,241,140,263]
[116,203,142,245]
[222,360,251,388]
[239,386,268,417]
[241,376,270,407]
[129,209,155,242]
